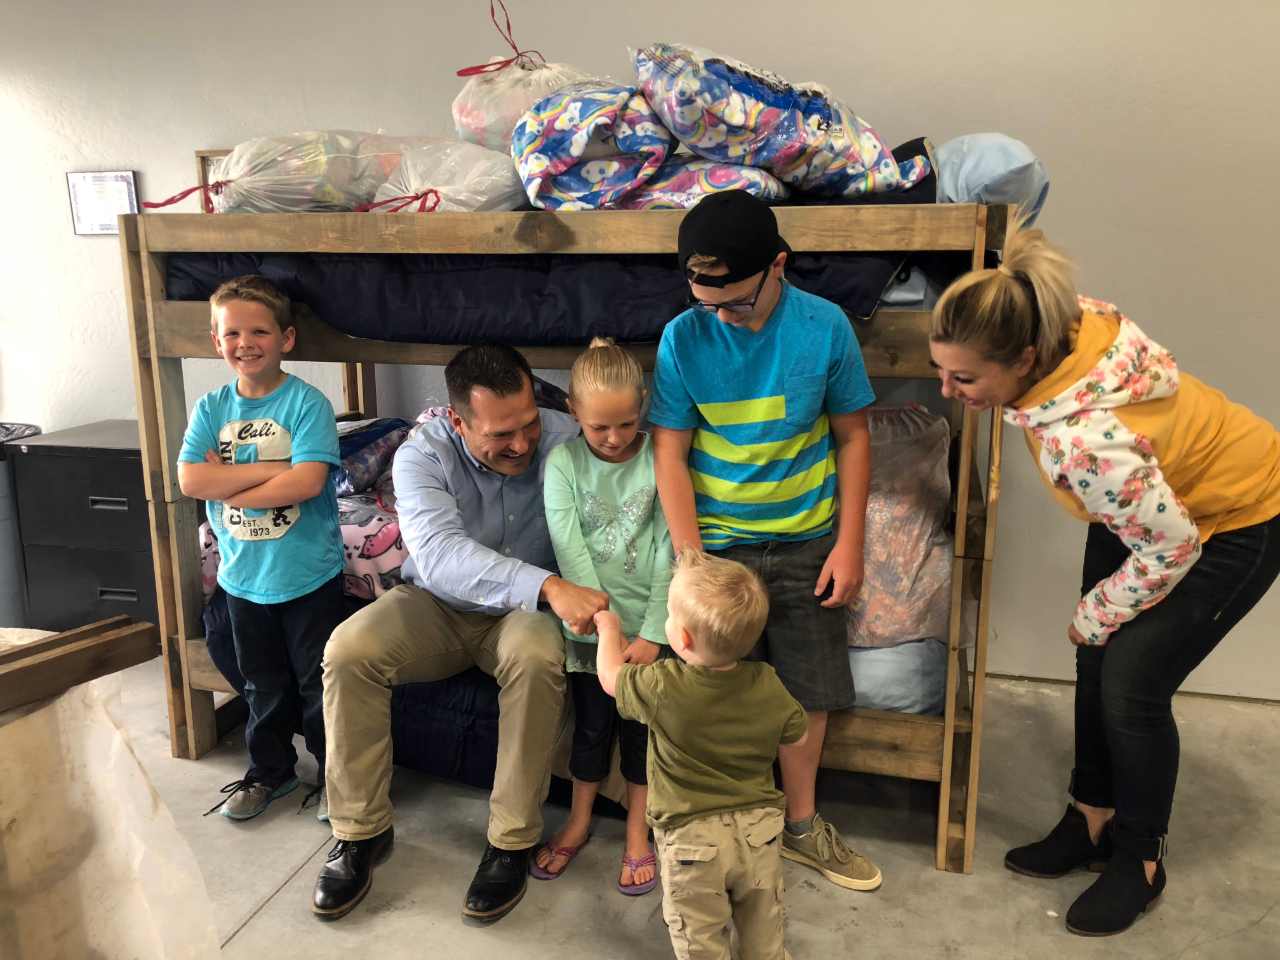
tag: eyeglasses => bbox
[686,270,769,315]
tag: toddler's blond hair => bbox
[669,548,769,666]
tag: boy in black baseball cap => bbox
[649,190,883,896]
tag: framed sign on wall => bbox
[67,170,139,236]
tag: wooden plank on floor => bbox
[0,620,159,713]
[0,616,131,666]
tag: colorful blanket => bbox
[511,82,673,210]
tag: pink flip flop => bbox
[618,853,659,896]
[529,834,591,880]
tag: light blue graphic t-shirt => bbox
[178,375,342,604]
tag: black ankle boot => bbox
[462,843,533,925]
[1005,804,1112,878]
[1065,825,1166,936]
[312,827,395,920]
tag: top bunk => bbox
[123,202,1008,378]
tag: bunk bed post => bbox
[957,211,1012,870]
[137,216,220,758]
[936,204,995,871]
[340,362,378,418]
[119,215,191,758]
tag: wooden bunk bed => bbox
[118,201,1007,874]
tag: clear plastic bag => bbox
[371,140,525,213]
[453,58,593,153]
[848,405,954,648]
[208,131,435,213]
[635,42,929,198]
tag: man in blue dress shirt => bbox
[312,345,608,925]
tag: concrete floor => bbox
[115,659,1280,959]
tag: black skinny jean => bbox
[1070,515,1280,841]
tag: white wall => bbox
[2,0,1278,696]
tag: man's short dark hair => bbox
[445,344,534,420]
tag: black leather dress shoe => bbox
[312,826,395,921]
[462,843,533,925]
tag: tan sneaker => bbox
[781,813,882,891]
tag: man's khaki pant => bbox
[654,806,788,960]
[322,584,565,849]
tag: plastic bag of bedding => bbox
[511,82,674,210]
[612,155,789,210]
[634,42,929,198]
[454,58,594,153]
[369,140,526,213]
[208,131,433,213]
[848,405,953,649]
[336,418,413,495]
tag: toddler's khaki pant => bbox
[654,806,788,960]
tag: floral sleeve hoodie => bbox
[1008,299,1206,645]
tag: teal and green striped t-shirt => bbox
[649,284,875,549]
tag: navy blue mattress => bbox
[166,250,927,344]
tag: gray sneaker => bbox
[205,776,299,821]
[781,813,882,891]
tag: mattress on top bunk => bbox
[165,248,972,345]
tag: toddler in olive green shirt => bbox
[597,548,807,960]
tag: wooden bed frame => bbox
[118,201,1007,873]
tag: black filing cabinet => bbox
[8,419,159,631]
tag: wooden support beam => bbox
[134,204,986,256]
[151,300,938,379]
[822,707,964,783]
[0,619,159,713]
[185,636,236,694]
[138,219,188,504]
[340,361,379,418]
[166,498,218,757]
[120,216,191,757]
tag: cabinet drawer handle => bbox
[89,496,130,511]
[98,587,138,603]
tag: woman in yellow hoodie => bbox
[929,221,1280,938]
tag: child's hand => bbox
[204,449,221,465]
[593,609,623,635]
[622,637,661,665]
[816,540,864,608]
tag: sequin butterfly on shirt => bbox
[581,486,655,576]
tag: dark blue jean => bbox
[226,574,347,786]
[1070,515,1280,840]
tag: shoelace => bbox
[203,778,256,817]
[298,784,324,815]
[813,818,853,866]
[326,838,358,862]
